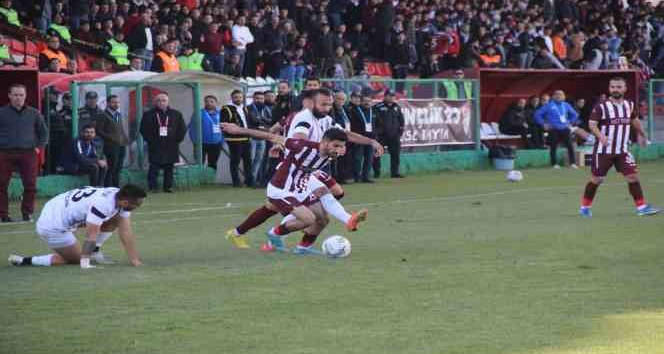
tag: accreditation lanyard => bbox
[357,106,372,132]
[552,103,567,123]
[157,111,169,137]
[340,107,350,128]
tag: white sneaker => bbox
[8,254,24,266]
[91,251,115,264]
[553,164,561,169]
[570,164,579,169]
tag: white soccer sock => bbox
[280,214,296,225]
[96,232,113,248]
[31,254,53,266]
[319,193,351,224]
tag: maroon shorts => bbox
[269,194,320,216]
[591,152,637,177]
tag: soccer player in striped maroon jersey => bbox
[221,123,368,254]
[580,77,660,217]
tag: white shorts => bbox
[36,225,77,249]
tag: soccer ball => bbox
[506,170,523,182]
[321,235,351,258]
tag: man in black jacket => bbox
[139,93,186,193]
[221,90,253,187]
[499,98,534,148]
[96,95,129,187]
[349,94,375,183]
[330,91,353,183]
[78,91,103,133]
[373,90,404,178]
[126,12,154,71]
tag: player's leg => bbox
[9,229,80,267]
[561,128,577,168]
[293,202,328,255]
[266,204,317,251]
[580,152,611,217]
[549,130,561,167]
[618,153,660,216]
[311,184,367,231]
[92,215,121,264]
[226,201,279,249]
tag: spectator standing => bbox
[373,90,404,178]
[0,0,20,27]
[47,13,72,45]
[126,11,154,71]
[199,22,225,74]
[525,95,545,148]
[221,90,254,187]
[442,70,472,100]
[0,84,48,222]
[390,33,410,92]
[224,53,244,77]
[73,20,95,43]
[152,39,180,73]
[78,91,102,131]
[139,93,187,193]
[95,95,128,187]
[73,125,107,187]
[47,90,67,173]
[231,15,254,74]
[330,91,353,183]
[373,0,395,59]
[189,95,223,170]
[244,14,263,77]
[105,31,130,67]
[534,90,579,169]
[247,91,271,184]
[350,94,375,183]
[499,98,535,148]
[39,36,69,72]
[177,45,205,71]
[315,24,335,76]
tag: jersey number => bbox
[71,188,97,202]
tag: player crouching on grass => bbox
[579,77,660,218]
[221,123,367,255]
[9,184,147,268]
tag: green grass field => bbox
[1,162,664,354]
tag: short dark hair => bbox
[81,124,96,131]
[264,90,274,95]
[301,89,316,100]
[278,81,290,87]
[315,88,332,98]
[230,89,243,97]
[8,83,26,92]
[117,184,147,200]
[609,77,627,84]
[204,95,218,101]
[253,91,265,97]
[322,128,347,142]
[107,94,118,101]
[305,76,321,84]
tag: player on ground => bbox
[222,123,366,254]
[9,184,147,268]
[579,77,660,217]
[225,89,384,249]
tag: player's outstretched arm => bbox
[221,123,286,145]
[81,223,101,268]
[117,217,142,266]
[345,131,385,157]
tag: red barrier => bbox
[479,69,640,123]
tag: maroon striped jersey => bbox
[589,99,636,154]
[270,138,330,194]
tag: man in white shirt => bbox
[8,184,147,269]
[231,15,254,75]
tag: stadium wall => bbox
[8,143,664,199]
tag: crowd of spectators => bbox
[1,0,664,82]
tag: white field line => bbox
[1,178,663,236]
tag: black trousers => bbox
[104,144,126,187]
[373,136,401,177]
[79,162,107,187]
[203,143,222,170]
[332,142,354,182]
[228,141,253,187]
[353,144,373,181]
[548,128,575,166]
[148,163,174,191]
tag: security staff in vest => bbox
[105,31,130,67]
[188,95,223,170]
[221,90,254,187]
[373,90,404,178]
[442,70,473,100]
[95,95,129,187]
[0,34,16,67]
[0,0,20,27]
[178,45,205,71]
[139,93,187,193]
[0,84,49,223]
[47,13,72,45]
[151,38,180,73]
[39,36,69,72]
[78,91,103,130]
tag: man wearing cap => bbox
[373,90,404,178]
[78,91,103,131]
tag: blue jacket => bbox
[189,108,223,145]
[73,137,105,168]
[534,101,579,130]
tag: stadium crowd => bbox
[1,0,663,81]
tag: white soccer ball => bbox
[506,170,523,182]
[321,235,352,258]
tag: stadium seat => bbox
[480,122,498,140]
[255,77,266,84]
[265,76,275,84]
[491,122,521,139]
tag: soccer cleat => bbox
[637,205,661,216]
[292,245,323,256]
[260,242,275,252]
[346,209,368,232]
[266,229,289,252]
[579,206,592,218]
[8,254,24,266]
[570,164,579,169]
[553,164,561,169]
[225,229,250,249]
[91,250,115,264]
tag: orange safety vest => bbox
[156,51,180,72]
[40,48,68,70]
[480,54,501,66]
[552,36,567,60]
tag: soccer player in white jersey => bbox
[8,184,147,268]
[221,123,365,254]
[226,89,384,249]
[579,77,660,217]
